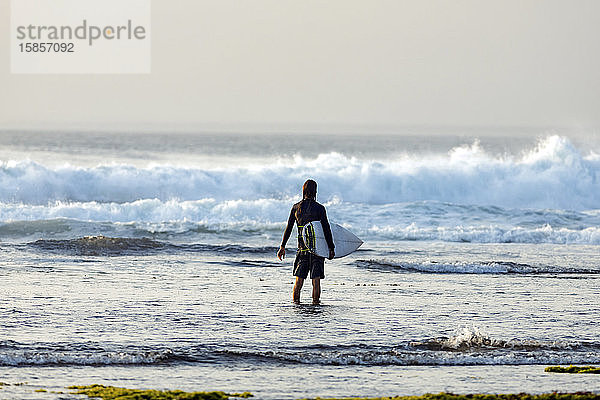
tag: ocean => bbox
[1,131,599,399]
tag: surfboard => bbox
[302,221,363,258]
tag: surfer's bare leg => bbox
[293,277,304,303]
[311,278,321,305]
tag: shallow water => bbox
[1,132,599,399]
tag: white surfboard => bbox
[302,221,363,258]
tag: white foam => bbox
[0,350,172,366]
[367,223,600,245]
[1,135,599,210]
[439,327,522,349]
[0,198,288,226]
[1,198,600,244]
[251,327,599,366]
[2,136,600,244]
[361,260,518,274]
[243,343,600,366]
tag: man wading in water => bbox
[277,179,335,304]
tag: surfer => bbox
[278,179,335,305]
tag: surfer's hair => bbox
[303,179,317,199]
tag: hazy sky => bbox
[1,0,599,132]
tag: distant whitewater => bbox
[1,135,599,209]
[1,135,599,244]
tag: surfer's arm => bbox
[278,208,295,261]
[280,207,296,248]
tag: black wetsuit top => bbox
[281,198,335,252]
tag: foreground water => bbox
[1,131,599,399]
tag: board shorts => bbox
[293,251,325,279]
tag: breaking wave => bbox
[3,329,599,366]
[355,260,600,274]
[0,341,175,366]
[367,224,600,245]
[0,351,173,366]
[0,328,600,366]
[1,197,600,244]
[218,347,600,367]
[219,328,600,366]
[1,136,599,210]
[2,136,600,245]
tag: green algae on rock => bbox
[68,384,253,400]
[299,393,600,400]
[545,366,600,374]
[62,387,600,400]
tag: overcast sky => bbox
[1,0,599,133]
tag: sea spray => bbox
[1,136,599,210]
